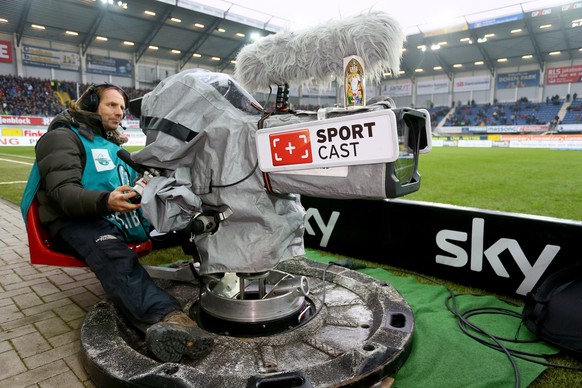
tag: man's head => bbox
[76,84,129,132]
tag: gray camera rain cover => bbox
[132,69,305,275]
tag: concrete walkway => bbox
[0,198,100,387]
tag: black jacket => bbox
[35,110,123,237]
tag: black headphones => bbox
[79,83,129,116]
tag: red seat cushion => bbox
[26,198,151,267]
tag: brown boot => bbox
[145,310,214,363]
[161,310,198,327]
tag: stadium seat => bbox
[26,198,152,267]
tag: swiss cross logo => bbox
[269,129,313,166]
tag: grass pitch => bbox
[408,146,582,220]
[2,145,581,220]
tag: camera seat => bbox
[26,198,152,267]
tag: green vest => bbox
[21,126,150,242]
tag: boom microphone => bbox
[117,149,145,174]
[234,11,405,90]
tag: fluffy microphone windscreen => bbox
[234,11,405,91]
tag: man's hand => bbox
[107,185,141,213]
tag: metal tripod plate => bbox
[81,257,414,387]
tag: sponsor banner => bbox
[6,128,45,137]
[456,125,548,133]
[496,70,540,89]
[499,134,582,141]
[0,39,12,63]
[516,125,549,133]
[508,140,582,149]
[461,125,508,133]
[453,75,490,92]
[470,13,523,29]
[529,7,553,18]
[0,118,146,146]
[430,135,582,149]
[461,126,489,133]
[382,82,412,97]
[438,127,463,134]
[0,116,138,129]
[1,128,22,136]
[562,2,582,12]
[22,45,80,71]
[557,123,582,133]
[1,116,52,126]
[433,135,484,141]
[492,140,511,147]
[416,79,449,95]
[529,2,581,19]
[457,140,492,147]
[87,54,133,77]
[502,134,582,149]
[0,136,39,146]
[0,130,146,147]
[302,197,582,298]
[546,65,582,85]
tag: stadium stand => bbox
[426,106,451,128]
[0,74,151,119]
[1,0,581,136]
[562,99,582,124]
[442,98,565,127]
[0,74,64,116]
[1,74,577,133]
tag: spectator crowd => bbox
[443,97,563,127]
[0,74,151,119]
[2,74,580,127]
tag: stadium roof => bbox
[1,0,581,79]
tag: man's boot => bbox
[145,310,214,363]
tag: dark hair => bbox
[71,83,129,113]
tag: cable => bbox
[444,292,521,387]
[310,262,335,319]
[384,266,582,388]
[210,160,259,188]
[211,84,282,191]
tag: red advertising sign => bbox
[0,116,52,126]
[545,65,582,85]
[0,40,12,63]
[269,129,313,167]
[257,110,399,173]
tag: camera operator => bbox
[31,83,213,363]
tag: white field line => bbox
[0,153,35,160]
[0,157,33,185]
[0,158,34,166]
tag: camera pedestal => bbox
[81,257,414,387]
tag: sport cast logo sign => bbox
[256,110,400,173]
